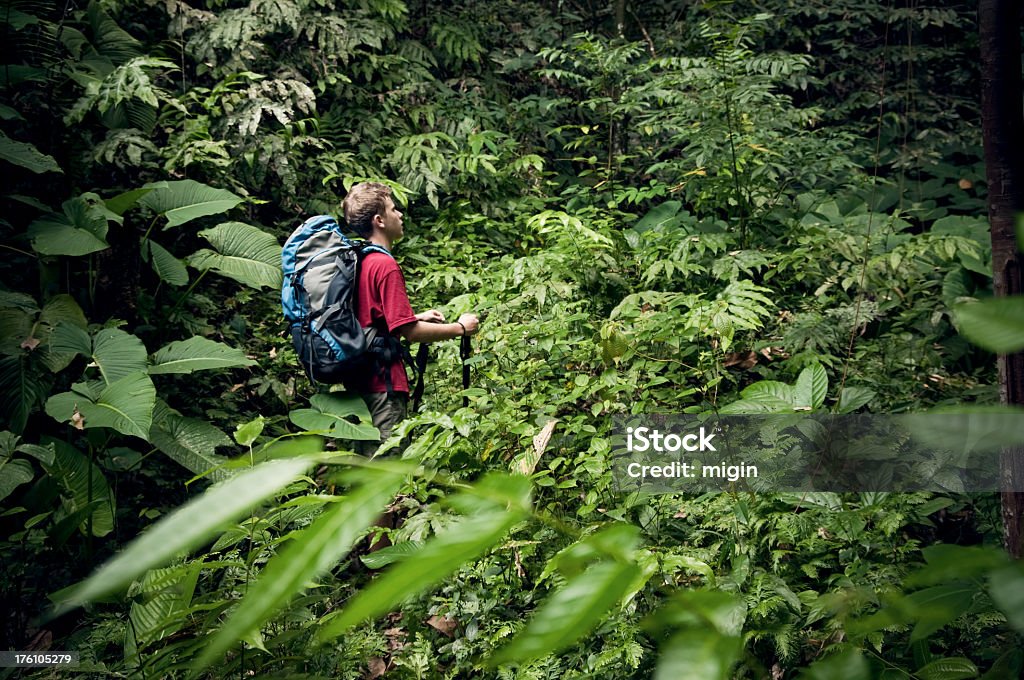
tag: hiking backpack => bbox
[281,215,398,385]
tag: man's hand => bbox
[416,309,445,323]
[457,313,479,336]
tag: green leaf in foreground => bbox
[798,649,869,680]
[148,336,256,375]
[196,469,404,669]
[491,560,640,666]
[51,456,316,614]
[654,628,742,680]
[316,508,523,643]
[989,564,1024,634]
[954,297,1024,353]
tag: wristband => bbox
[457,321,467,336]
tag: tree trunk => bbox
[979,0,1024,558]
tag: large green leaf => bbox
[0,131,61,174]
[42,439,115,537]
[53,456,317,613]
[149,402,232,482]
[106,186,158,216]
[798,649,869,680]
[92,329,149,384]
[289,393,379,440]
[127,562,203,651]
[148,336,256,375]
[491,560,641,665]
[145,240,189,287]
[906,583,978,642]
[187,222,282,289]
[138,179,244,228]
[0,458,34,503]
[46,372,156,440]
[654,628,743,680]
[955,298,1024,353]
[0,355,52,433]
[27,197,110,256]
[16,294,90,372]
[50,326,148,385]
[317,507,524,643]
[197,469,404,669]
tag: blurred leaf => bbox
[317,508,523,643]
[491,560,640,665]
[52,456,316,613]
[954,298,1024,353]
[989,564,1024,634]
[0,458,33,503]
[799,649,869,680]
[196,469,404,669]
[654,627,742,680]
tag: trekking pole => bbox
[460,333,472,408]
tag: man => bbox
[342,182,479,451]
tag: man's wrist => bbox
[456,321,467,336]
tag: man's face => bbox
[379,196,404,241]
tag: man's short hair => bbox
[343,182,393,237]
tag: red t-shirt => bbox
[356,251,417,393]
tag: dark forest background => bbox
[2,1,1024,678]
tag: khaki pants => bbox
[355,392,407,456]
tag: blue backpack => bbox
[281,215,398,385]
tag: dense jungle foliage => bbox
[2,0,1024,677]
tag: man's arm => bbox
[396,313,479,343]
